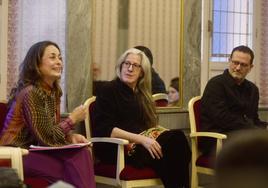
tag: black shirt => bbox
[92,78,150,163]
[201,69,265,134]
[151,68,166,94]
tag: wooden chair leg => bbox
[191,164,198,188]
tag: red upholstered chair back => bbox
[188,97,202,148]
[154,99,169,107]
[193,98,201,132]
[0,102,11,168]
[188,96,202,134]
[84,96,96,139]
[0,101,8,133]
[152,93,169,107]
[88,100,96,137]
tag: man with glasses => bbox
[200,45,267,155]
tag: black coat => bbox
[92,78,149,163]
[201,69,265,134]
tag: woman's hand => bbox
[111,127,163,159]
[66,133,89,144]
[69,105,87,124]
[139,135,163,159]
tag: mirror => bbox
[91,0,184,109]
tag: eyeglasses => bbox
[122,61,141,71]
[231,60,250,68]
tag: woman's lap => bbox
[23,147,96,188]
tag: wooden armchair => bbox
[188,96,227,188]
[83,96,163,188]
[0,146,28,180]
[152,93,169,107]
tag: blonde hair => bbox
[115,48,157,128]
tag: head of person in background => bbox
[215,130,268,188]
[168,77,179,107]
[134,45,166,94]
[228,45,254,85]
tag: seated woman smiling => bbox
[0,41,95,188]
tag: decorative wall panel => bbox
[92,0,118,81]
[128,0,181,86]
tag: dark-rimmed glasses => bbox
[231,60,250,68]
[122,61,141,71]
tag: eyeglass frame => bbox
[122,61,142,71]
[230,59,251,68]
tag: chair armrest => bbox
[0,147,29,181]
[190,132,227,155]
[21,149,29,155]
[190,132,227,139]
[90,137,129,186]
[90,137,129,145]
[0,147,29,157]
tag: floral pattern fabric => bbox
[126,126,169,156]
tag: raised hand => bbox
[69,105,87,124]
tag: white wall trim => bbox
[200,0,211,94]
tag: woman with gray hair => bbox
[92,48,191,188]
